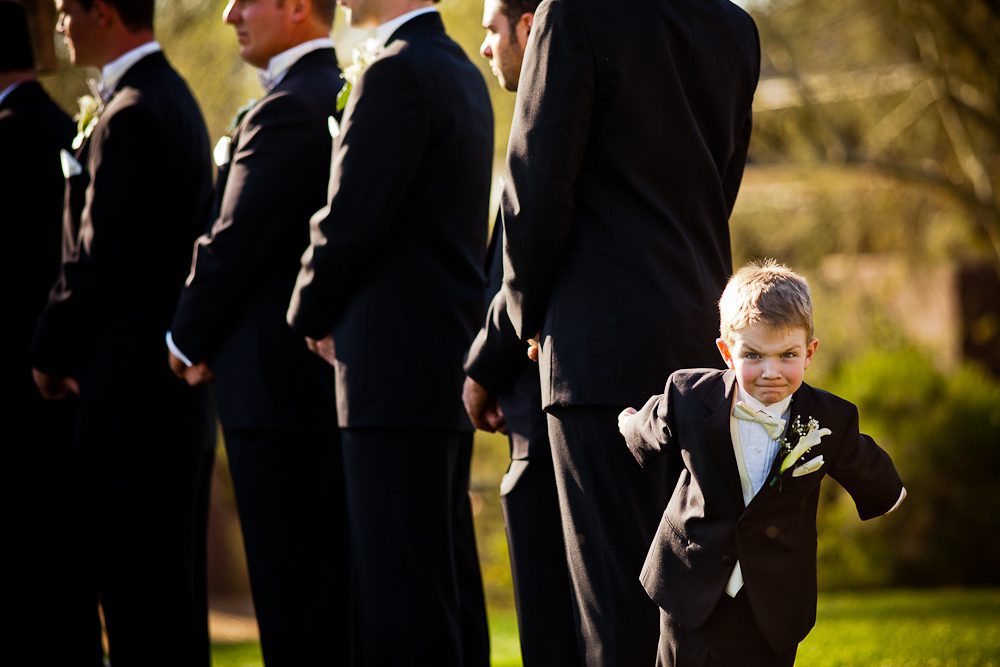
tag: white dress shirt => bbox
[256,37,334,91]
[99,41,162,101]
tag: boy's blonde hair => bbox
[719,260,814,343]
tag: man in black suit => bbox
[286,0,493,663]
[2,2,101,662]
[167,0,348,663]
[462,0,577,664]
[498,0,760,663]
[32,1,215,664]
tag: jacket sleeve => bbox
[171,93,327,363]
[828,404,905,520]
[287,54,429,338]
[500,0,596,340]
[32,103,159,375]
[622,376,679,468]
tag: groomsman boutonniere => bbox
[770,416,831,488]
[337,38,382,113]
[72,94,103,150]
[214,98,258,167]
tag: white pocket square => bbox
[792,455,824,477]
[213,136,232,167]
[60,149,82,178]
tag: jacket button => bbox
[721,554,735,566]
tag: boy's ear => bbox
[716,337,735,370]
[803,337,819,369]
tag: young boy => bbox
[618,260,906,666]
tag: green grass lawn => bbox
[211,588,1000,666]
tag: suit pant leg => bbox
[547,405,672,667]
[6,397,103,665]
[500,446,578,666]
[223,427,350,666]
[453,432,491,667]
[341,428,465,667]
[78,442,214,667]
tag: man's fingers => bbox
[64,377,80,395]
[527,339,539,362]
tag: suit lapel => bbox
[746,384,814,509]
[703,370,745,512]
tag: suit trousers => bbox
[78,443,214,667]
[655,592,797,667]
[341,428,488,667]
[223,427,350,666]
[7,397,103,666]
[499,448,578,666]
[547,405,673,666]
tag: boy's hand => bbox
[618,407,637,433]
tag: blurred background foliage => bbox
[27,0,1000,617]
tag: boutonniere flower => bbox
[72,94,103,150]
[769,416,831,487]
[337,38,381,113]
[214,98,258,167]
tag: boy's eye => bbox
[744,352,760,359]
[781,351,798,358]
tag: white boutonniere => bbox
[337,38,381,113]
[769,416,831,487]
[71,94,103,150]
[214,98,258,167]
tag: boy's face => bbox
[716,323,818,406]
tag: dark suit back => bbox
[624,369,904,651]
[288,14,493,431]
[171,49,341,430]
[32,52,214,450]
[501,0,760,408]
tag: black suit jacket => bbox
[499,0,760,409]
[32,51,215,450]
[287,13,493,431]
[622,369,904,652]
[171,48,342,431]
[3,81,75,414]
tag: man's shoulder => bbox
[668,368,727,397]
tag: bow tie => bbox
[733,401,786,440]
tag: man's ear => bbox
[522,12,533,34]
[92,0,113,28]
[803,337,819,369]
[716,337,735,370]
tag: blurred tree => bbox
[748,0,1000,268]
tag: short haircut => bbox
[310,0,336,27]
[498,0,539,30]
[78,0,154,32]
[719,259,814,343]
[0,1,35,72]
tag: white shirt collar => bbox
[374,6,438,48]
[257,37,335,92]
[736,385,793,420]
[0,81,23,107]
[99,40,161,101]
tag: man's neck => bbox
[95,29,155,68]
[374,1,433,27]
[0,70,35,90]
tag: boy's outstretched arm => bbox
[829,404,906,520]
[619,384,676,468]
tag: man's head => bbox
[223,0,335,69]
[338,0,438,30]
[54,0,155,67]
[479,0,535,92]
[715,260,818,406]
[0,2,36,74]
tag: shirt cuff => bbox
[885,486,907,515]
[165,331,194,367]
